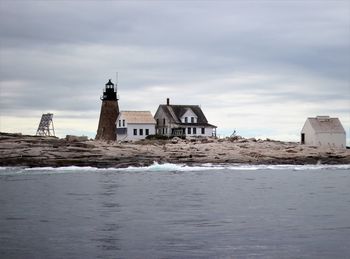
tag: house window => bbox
[156,119,159,125]
[191,117,194,123]
[118,120,121,127]
[185,117,188,123]
[145,129,149,136]
[201,128,205,134]
[193,127,197,134]
[163,118,166,125]
[133,129,137,135]
[187,127,191,134]
[122,120,125,127]
[139,129,143,135]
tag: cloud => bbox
[0,1,349,143]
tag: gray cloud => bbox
[0,1,349,141]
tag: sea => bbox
[1,163,350,259]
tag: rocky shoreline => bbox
[0,132,349,168]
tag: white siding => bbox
[314,132,346,148]
[117,123,155,141]
[180,109,197,123]
[204,127,214,137]
[301,119,317,146]
[184,126,214,137]
[154,106,173,136]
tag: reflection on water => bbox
[95,175,122,254]
[0,167,350,258]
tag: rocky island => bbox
[0,132,349,168]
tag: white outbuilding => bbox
[116,111,156,141]
[301,116,346,149]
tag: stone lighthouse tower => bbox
[95,79,119,141]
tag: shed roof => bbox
[307,116,345,133]
[120,111,156,124]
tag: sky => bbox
[0,1,349,144]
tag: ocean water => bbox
[1,163,350,259]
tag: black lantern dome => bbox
[101,79,117,100]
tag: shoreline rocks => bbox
[0,132,349,168]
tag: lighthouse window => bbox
[122,120,125,127]
[133,129,137,135]
[139,129,143,136]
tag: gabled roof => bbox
[158,104,216,127]
[119,111,156,124]
[306,116,345,133]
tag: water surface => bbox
[1,164,350,258]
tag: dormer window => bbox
[185,117,188,123]
[191,117,194,123]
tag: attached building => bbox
[116,111,156,141]
[154,98,217,137]
[301,116,346,148]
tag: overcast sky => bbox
[0,1,349,143]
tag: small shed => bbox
[301,116,346,148]
[116,111,156,141]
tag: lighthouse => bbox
[95,79,119,141]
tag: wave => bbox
[122,163,350,172]
[0,162,349,175]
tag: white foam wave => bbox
[122,162,225,172]
[0,162,349,175]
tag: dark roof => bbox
[106,79,114,86]
[178,123,217,128]
[159,104,216,127]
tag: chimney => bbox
[166,98,170,106]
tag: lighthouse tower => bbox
[95,79,119,141]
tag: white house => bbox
[154,98,217,137]
[301,116,346,148]
[116,111,156,141]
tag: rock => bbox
[65,135,88,142]
[1,132,349,167]
[171,137,182,144]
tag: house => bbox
[116,111,156,141]
[154,98,217,137]
[301,116,346,148]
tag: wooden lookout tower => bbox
[95,79,119,141]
